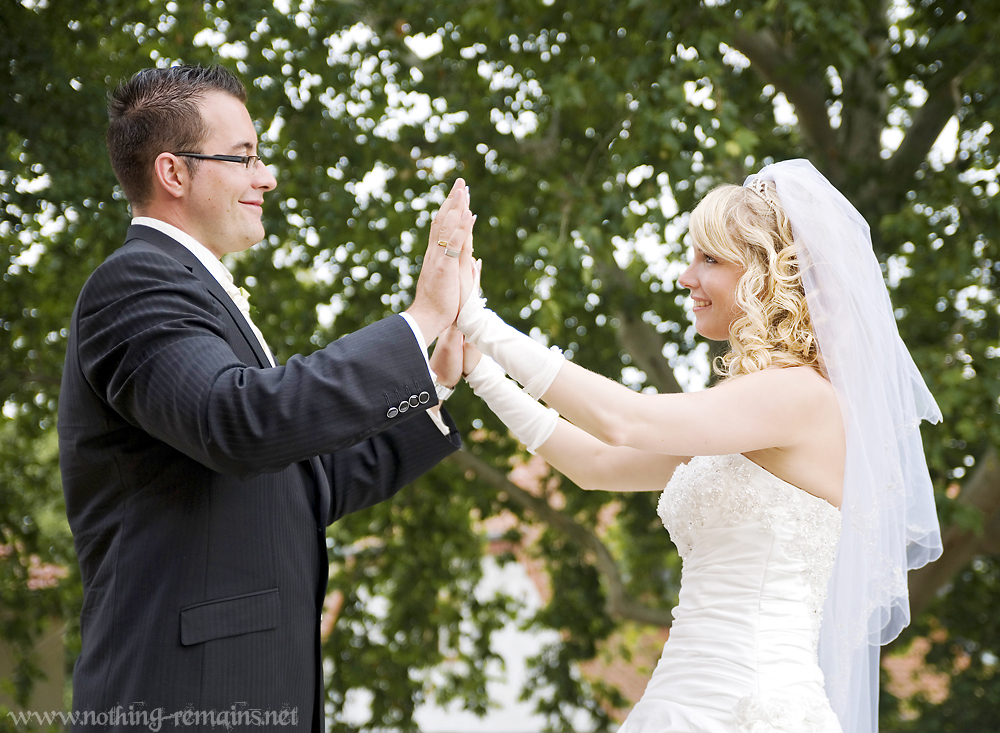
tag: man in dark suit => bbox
[58,65,472,731]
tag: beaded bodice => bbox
[657,454,841,638]
[619,454,845,733]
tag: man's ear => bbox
[152,153,188,200]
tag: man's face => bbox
[182,91,277,258]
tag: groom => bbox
[58,65,470,731]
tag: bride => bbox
[450,160,942,733]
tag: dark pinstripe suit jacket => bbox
[57,225,460,731]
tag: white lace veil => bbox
[746,159,942,733]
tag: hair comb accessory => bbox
[744,176,780,217]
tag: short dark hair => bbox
[107,65,247,206]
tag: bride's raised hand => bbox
[456,255,563,400]
[429,326,465,391]
[462,339,483,378]
[458,230,479,315]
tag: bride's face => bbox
[678,246,745,340]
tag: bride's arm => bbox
[463,345,685,491]
[456,259,830,458]
[457,288,829,457]
[538,417,687,492]
[541,361,827,457]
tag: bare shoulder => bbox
[740,367,845,505]
[717,366,843,441]
[773,365,837,397]
[771,366,841,419]
[720,365,837,406]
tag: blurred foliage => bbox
[1,0,998,729]
[881,554,1000,732]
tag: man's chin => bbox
[243,225,267,249]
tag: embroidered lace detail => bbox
[657,455,841,636]
[735,692,841,733]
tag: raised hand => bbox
[406,179,475,345]
[459,230,480,315]
[429,326,465,389]
[462,338,483,378]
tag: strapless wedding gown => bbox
[619,454,843,733]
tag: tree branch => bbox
[884,76,962,188]
[882,38,992,201]
[594,261,682,395]
[906,448,1000,620]
[449,448,675,627]
[614,308,683,395]
[730,28,839,177]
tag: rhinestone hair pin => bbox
[744,177,780,218]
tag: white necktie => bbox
[218,269,276,367]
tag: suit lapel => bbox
[125,225,328,527]
[126,225,273,369]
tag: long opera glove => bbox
[465,356,558,453]
[457,294,565,400]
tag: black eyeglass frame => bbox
[173,152,261,170]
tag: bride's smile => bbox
[678,246,744,341]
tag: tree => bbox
[1,0,998,729]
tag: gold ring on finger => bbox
[437,239,449,247]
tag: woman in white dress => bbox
[452,160,942,733]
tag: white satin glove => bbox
[457,293,565,400]
[465,355,558,454]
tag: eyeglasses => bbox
[173,152,261,170]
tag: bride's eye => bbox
[704,254,718,264]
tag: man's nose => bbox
[255,162,277,191]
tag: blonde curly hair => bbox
[687,182,820,379]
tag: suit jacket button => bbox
[398,401,409,413]
[408,394,420,408]
[418,391,430,404]
[387,407,398,418]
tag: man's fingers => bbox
[439,209,474,256]
[430,179,463,237]
[430,178,467,245]
[429,195,468,261]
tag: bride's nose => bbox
[678,263,696,290]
